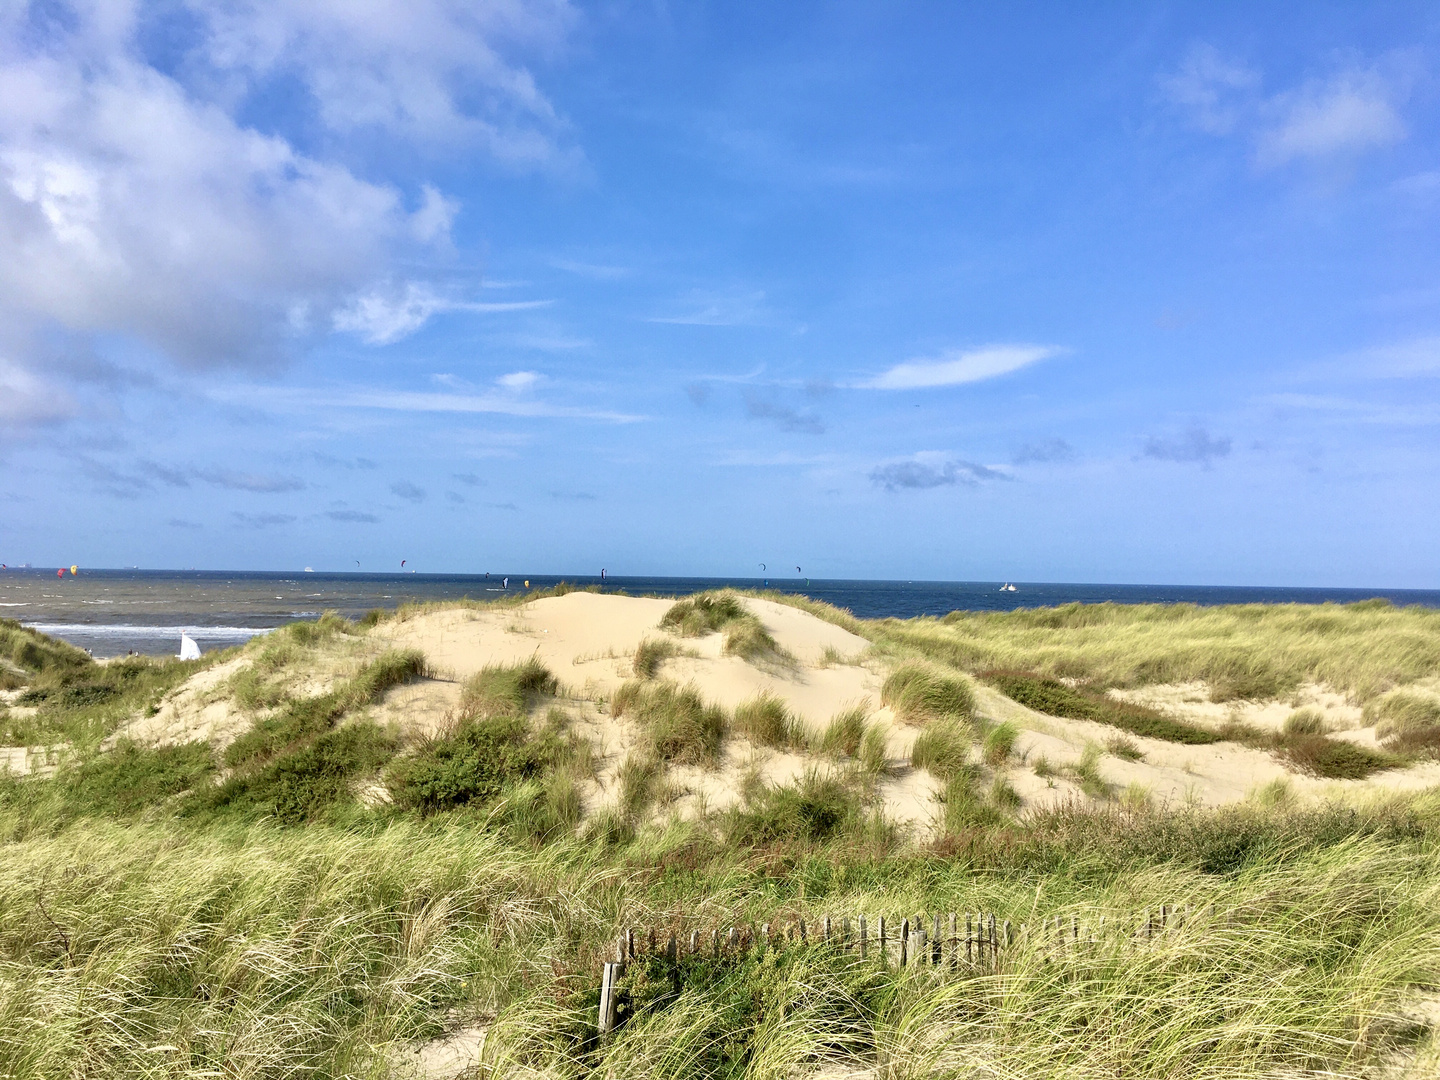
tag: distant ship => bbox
[1000,583,1018,592]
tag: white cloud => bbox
[862,344,1060,390]
[1161,44,1259,135]
[0,0,577,433]
[333,284,550,345]
[1257,70,1406,166]
[0,358,74,427]
[1162,47,1409,168]
[190,0,579,166]
[648,289,768,326]
[496,370,541,391]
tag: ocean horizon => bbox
[5,567,1439,658]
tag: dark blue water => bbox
[3,568,1437,657]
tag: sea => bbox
[3,568,1438,659]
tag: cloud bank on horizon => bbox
[1,2,1438,587]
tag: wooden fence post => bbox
[858,915,868,959]
[598,961,624,1036]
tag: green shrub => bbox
[61,740,214,816]
[724,770,865,845]
[1105,734,1145,761]
[881,663,974,724]
[982,671,1220,744]
[204,723,399,824]
[1273,733,1398,780]
[389,715,556,814]
[1071,744,1111,799]
[733,692,804,750]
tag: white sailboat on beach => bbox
[178,633,202,660]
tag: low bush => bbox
[1272,733,1398,780]
[202,722,399,824]
[388,715,558,815]
[982,671,1220,744]
[58,740,215,816]
[1105,734,1145,761]
[881,663,974,724]
[724,770,867,845]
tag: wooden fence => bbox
[597,904,1204,1035]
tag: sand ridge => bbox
[90,591,1440,826]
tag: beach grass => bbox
[3,599,1440,1079]
[867,598,1440,703]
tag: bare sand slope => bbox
[983,684,1440,810]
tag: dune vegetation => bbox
[1,592,1439,1079]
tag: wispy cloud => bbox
[1160,44,1259,135]
[1163,46,1410,167]
[1257,70,1406,166]
[648,289,768,327]
[325,510,380,523]
[390,481,426,502]
[861,345,1061,390]
[334,284,552,345]
[233,512,297,529]
[870,455,1008,491]
[1142,427,1232,465]
[551,259,629,279]
[1012,438,1076,465]
[743,391,824,435]
[211,385,645,423]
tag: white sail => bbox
[179,633,202,660]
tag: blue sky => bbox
[2,2,1438,585]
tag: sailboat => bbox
[179,633,202,660]
[999,583,1018,592]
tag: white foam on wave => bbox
[24,623,272,641]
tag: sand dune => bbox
[93,591,1440,831]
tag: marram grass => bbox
[2,807,1439,1079]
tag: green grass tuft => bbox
[459,656,556,720]
[732,692,805,750]
[880,663,975,724]
[819,705,869,757]
[909,719,972,780]
[632,638,679,678]
[611,680,727,766]
[1368,690,1440,757]
[983,670,1220,744]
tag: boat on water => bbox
[999,583,1018,592]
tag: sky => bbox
[2,1,1439,586]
